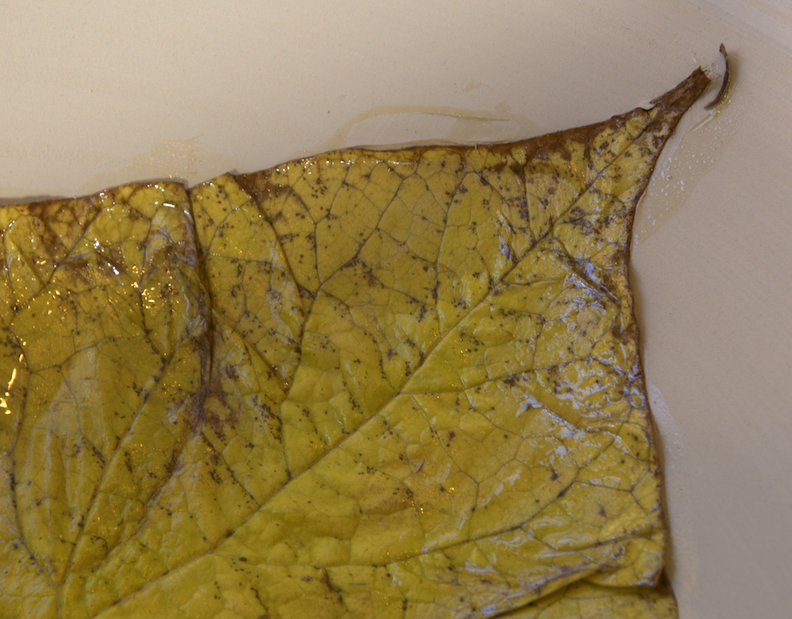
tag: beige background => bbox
[2,1,790,616]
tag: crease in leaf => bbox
[0,68,709,618]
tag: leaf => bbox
[497,579,677,618]
[0,69,708,618]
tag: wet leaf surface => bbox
[0,69,708,618]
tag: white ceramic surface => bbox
[2,1,791,617]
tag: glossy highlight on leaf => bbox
[0,69,709,618]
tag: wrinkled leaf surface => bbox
[0,69,709,618]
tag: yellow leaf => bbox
[0,68,709,618]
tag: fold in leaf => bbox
[0,68,709,618]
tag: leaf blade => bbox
[0,68,709,619]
